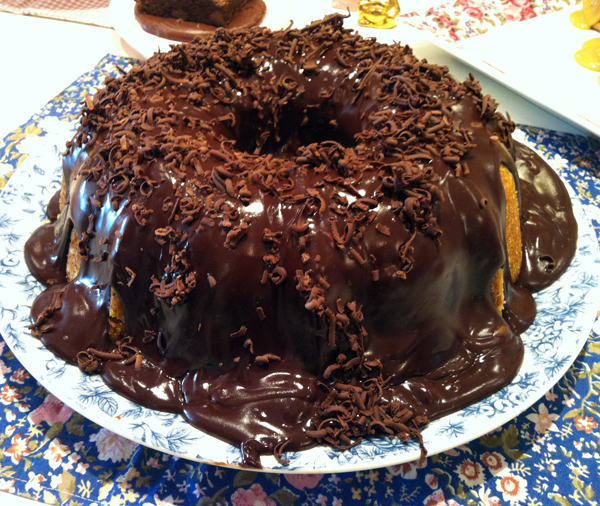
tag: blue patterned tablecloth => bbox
[0,55,599,506]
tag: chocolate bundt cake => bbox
[25,15,577,466]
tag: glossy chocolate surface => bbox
[135,0,267,42]
[24,16,577,466]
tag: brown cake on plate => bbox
[134,0,266,43]
[136,0,250,26]
[25,15,578,467]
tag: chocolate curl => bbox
[273,439,291,465]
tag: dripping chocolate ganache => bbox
[25,14,577,467]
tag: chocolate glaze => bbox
[135,0,267,43]
[46,189,62,221]
[514,142,578,291]
[24,213,69,286]
[24,16,577,467]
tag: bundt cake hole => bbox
[234,109,358,157]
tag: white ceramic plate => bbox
[0,127,598,473]
[109,0,430,59]
[426,6,600,138]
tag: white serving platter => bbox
[427,5,600,138]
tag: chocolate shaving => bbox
[143,330,157,343]
[231,325,248,338]
[273,439,291,465]
[125,267,136,287]
[28,287,66,338]
[348,249,366,266]
[255,354,282,365]
[375,223,390,236]
[77,336,142,373]
[269,266,287,285]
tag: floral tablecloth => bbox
[0,54,599,506]
[0,0,112,27]
[399,0,580,42]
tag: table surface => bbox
[0,3,599,506]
